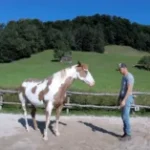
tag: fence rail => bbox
[1,89,150,96]
[0,89,150,113]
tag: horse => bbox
[18,61,95,140]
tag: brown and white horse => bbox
[18,61,95,140]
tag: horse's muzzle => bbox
[89,82,95,87]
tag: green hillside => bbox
[0,45,149,92]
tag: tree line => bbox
[0,14,150,62]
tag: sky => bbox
[0,0,150,25]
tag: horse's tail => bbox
[18,85,27,109]
[15,81,26,93]
[14,86,21,92]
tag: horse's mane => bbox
[52,65,76,80]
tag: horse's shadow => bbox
[79,121,121,138]
[18,118,67,136]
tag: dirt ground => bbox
[0,113,150,150]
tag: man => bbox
[116,63,134,141]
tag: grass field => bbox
[0,45,149,92]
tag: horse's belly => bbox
[30,98,44,107]
[25,90,44,107]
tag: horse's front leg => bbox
[43,101,53,141]
[55,104,64,136]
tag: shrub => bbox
[137,56,150,70]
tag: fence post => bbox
[133,95,140,112]
[0,94,3,110]
[131,95,140,115]
[66,96,70,115]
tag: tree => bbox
[0,21,31,62]
[1,14,150,63]
[53,40,71,61]
[45,27,64,49]
[63,29,76,50]
[75,25,95,51]
[17,19,45,53]
[93,24,105,53]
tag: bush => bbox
[137,56,150,70]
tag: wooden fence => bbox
[0,89,150,114]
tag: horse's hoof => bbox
[34,128,40,131]
[26,128,29,132]
[43,136,48,141]
[55,132,60,136]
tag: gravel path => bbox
[0,113,150,150]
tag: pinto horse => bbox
[18,61,95,140]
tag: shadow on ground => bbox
[18,118,67,136]
[79,121,121,138]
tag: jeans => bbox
[121,95,133,136]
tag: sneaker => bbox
[119,134,131,141]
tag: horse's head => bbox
[75,61,95,87]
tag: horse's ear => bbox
[77,61,81,66]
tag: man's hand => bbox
[120,100,126,108]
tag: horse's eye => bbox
[85,70,88,75]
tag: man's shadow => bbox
[79,121,121,138]
[18,118,67,136]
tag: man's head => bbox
[116,63,128,75]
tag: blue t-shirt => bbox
[119,72,134,99]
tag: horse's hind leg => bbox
[55,104,63,136]
[31,105,38,130]
[19,93,29,131]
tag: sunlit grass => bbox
[0,45,149,92]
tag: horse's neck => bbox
[53,67,76,85]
